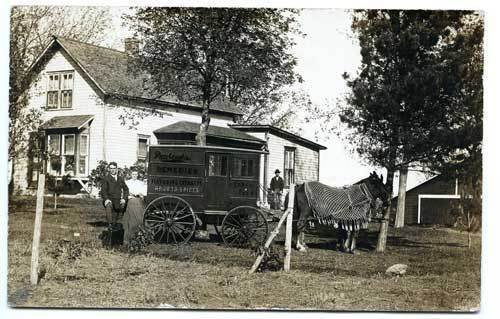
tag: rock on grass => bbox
[386,264,408,276]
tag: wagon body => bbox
[143,145,269,246]
[147,144,262,209]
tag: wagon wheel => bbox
[221,206,269,248]
[143,196,196,245]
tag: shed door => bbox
[206,153,230,209]
[421,198,457,226]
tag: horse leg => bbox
[295,217,308,252]
[348,230,359,254]
[336,229,343,251]
[294,184,309,252]
[339,229,349,252]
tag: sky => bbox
[291,9,429,190]
[104,7,429,190]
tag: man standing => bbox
[270,169,284,210]
[101,162,129,233]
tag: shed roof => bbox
[40,115,94,130]
[30,36,241,116]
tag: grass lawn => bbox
[7,196,481,311]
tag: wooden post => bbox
[30,173,46,286]
[284,184,295,272]
[249,184,295,274]
[249,208,291,274]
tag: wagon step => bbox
[203,210,227,215]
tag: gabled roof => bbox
[154,121,265,144]
[40,115,94,130]
[29,36,242,116]
[229,124,327,151]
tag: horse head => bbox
[358,171,391,211]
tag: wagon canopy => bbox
[154,121,266,150]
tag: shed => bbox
[392,175,459,225]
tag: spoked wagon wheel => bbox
[221,206,269,248]
[143,196,196,245]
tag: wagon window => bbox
[208,154,228,176]
[234,158,255,177]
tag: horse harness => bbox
[303,181,374,231]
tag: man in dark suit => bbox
[270,169,285,209]
[101,162,129,227]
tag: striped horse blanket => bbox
[304,181,373,231]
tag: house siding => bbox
[14,50,106,192]
[241,131,320,202]
[13,47,234,193]
[102,100,234,167]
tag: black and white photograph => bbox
[1,0,497,317]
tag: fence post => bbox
[30,173,45,286]
[284,184,295,272]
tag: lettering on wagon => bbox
[153,150,191,163]
[152,164,201,177]
[149,178,202,194]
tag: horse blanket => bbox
[304,181,372,231]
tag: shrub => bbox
[88,160,148,198]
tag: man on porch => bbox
[270,169,284,210]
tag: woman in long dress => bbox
[123,169,147,246]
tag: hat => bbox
[275,169,281,174]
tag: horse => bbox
[287,171,389,253]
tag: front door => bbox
[206,153,230,209]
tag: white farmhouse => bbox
[12,36,326,201]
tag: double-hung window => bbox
[62,134,76,176]
[47,134,61,175]
[47,133,88,176]
[46,71,73,109]
[137,135,150,165]
[78,135,89,175]
[284,147,295,187]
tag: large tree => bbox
[421,13,483,245]
[9,6,111,190]
[125,8,302,145]
[340,10,483,251]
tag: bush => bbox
[46,174,77,194]
[88,160,148,198]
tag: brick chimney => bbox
[124,37,140,55]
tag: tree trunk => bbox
[376,169,395,252]
[9,158,16,197]
[467,210,472,248]
[196,99,210,146]
[53,179,58,210]
[394,166,408,228]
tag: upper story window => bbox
[47,71,74,109]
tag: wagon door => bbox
[206,153,230,209]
